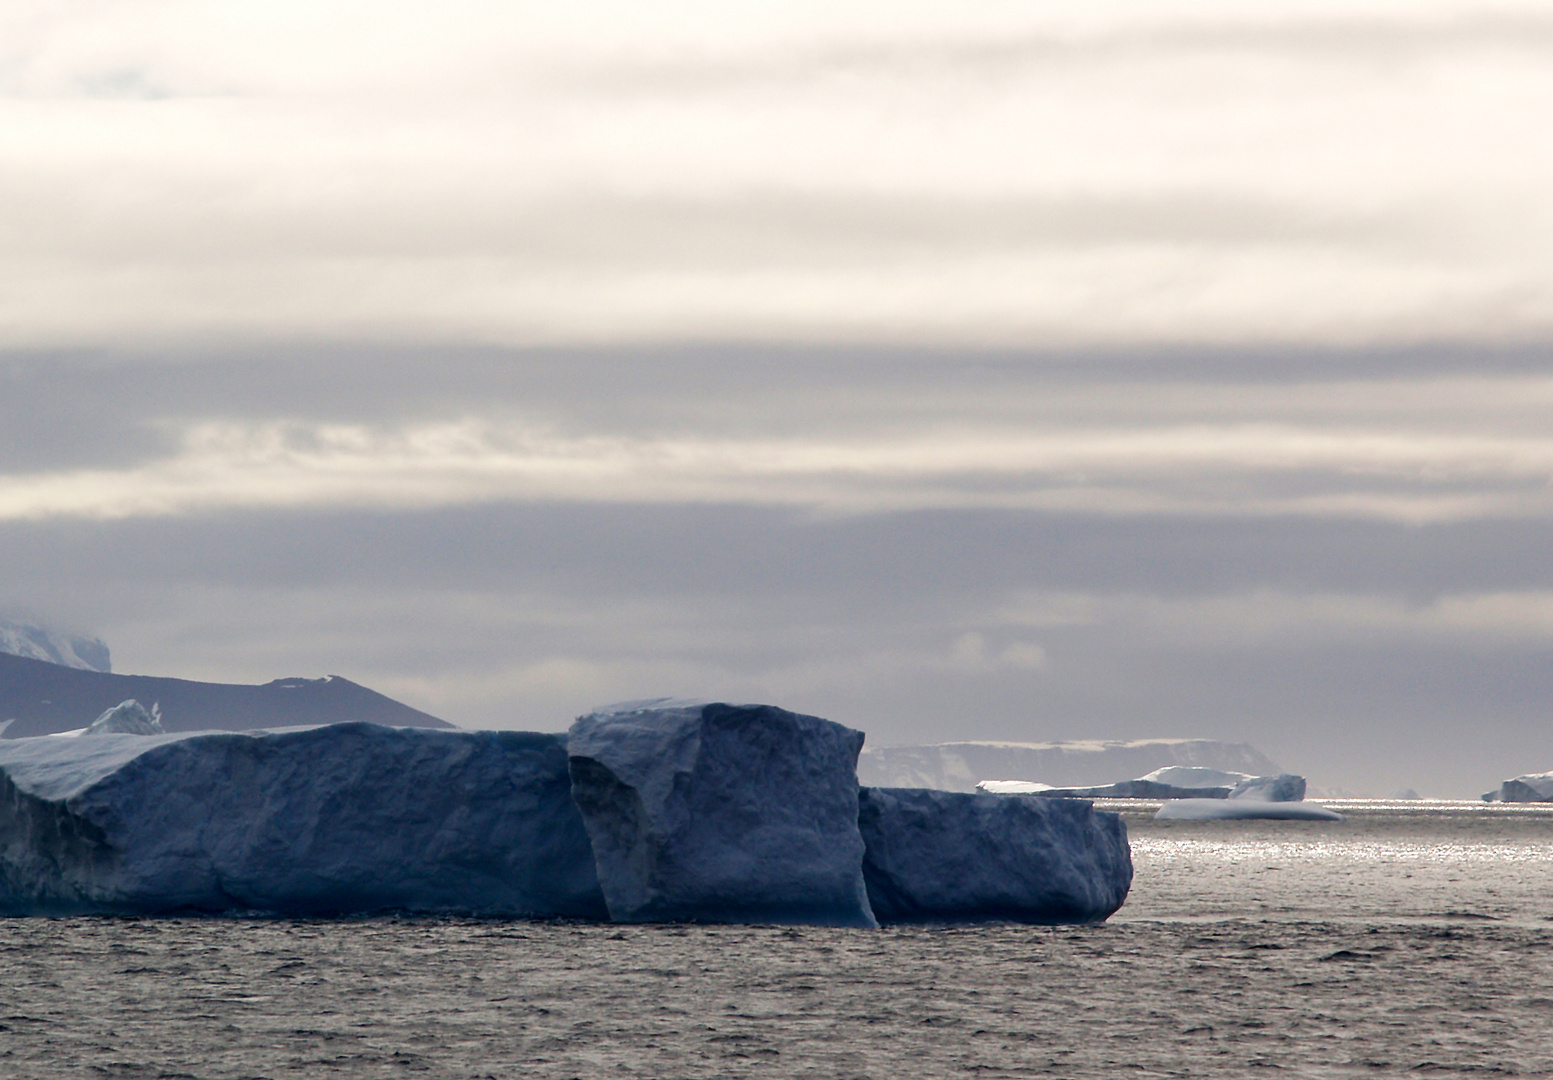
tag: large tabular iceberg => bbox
[0,723,607,917]
[567,700,877,927]
[858,787,1132,924]
[3,700,1136,925]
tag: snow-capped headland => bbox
[0,650,451,738]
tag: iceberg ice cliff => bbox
[567,700,877,927]
[2,700,1134,925]
[1482,771,1553,802]
[0,723,606,917]
[858,788,1131,924]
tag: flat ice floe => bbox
[1154,799,1343,821]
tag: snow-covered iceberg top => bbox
[977,780,1054,794]
[1139,766,1253,788]
[1482,772,1553,803]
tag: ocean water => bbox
[2,800,1550,1079]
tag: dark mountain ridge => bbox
[0,651,453,738]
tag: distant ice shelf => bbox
[978,770,1307,803]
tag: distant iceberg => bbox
[861,738,1282,793]
[1482,772,1553,803]
[83,700,164,737]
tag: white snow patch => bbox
[977,780,1054,794]
[1138,766,1253,788]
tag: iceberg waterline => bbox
[0,703,1133,924]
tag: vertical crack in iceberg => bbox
[567,701,877,927]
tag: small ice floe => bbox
[1154,799,1343,821]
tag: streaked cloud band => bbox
[5,412,1551,523]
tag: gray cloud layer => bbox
[4,345,1552,796]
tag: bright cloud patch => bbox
[2,412,1551,523]
[2,0,1553,347]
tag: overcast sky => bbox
[4,0,1552,795]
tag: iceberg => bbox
[977,779,1054,794]
[1140,766,1252,788]
[3,699,1139,926]
[1482,772,1553,803]
[83,700,163,737]
[567,700,877,927]
[1228,773,1306,802]
[858,787,1131,924]
[1154,799,1342,821]
[0,723,607,917]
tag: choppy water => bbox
[3,801,1550,1079]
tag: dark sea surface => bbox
[3,801,1550,1079]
